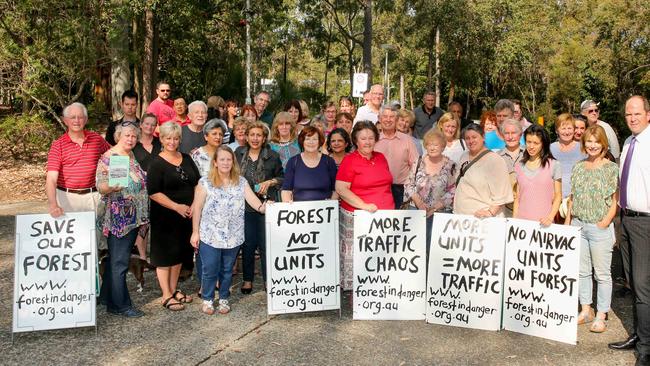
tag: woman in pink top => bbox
[513,124,562,225]
[335,121,394,290]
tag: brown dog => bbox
[98,249,153,293]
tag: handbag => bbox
[400,156,423,210]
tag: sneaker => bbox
[201,300,215,315]
[218,299,230,314]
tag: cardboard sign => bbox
[13,212,97,333]
[502,219,580,344]
[265,201,340,314]
[353,210,427,320]
[426,213,505,330]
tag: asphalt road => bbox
[0,201,636,365]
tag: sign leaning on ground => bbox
[502,219,580,345]
[426,213,506,331]
[353,210,427,320]
[265,201,340,315]
[13,211,97,333]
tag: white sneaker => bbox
[218,299,230,314]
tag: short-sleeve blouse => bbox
[95,151,149,237]
[270,140,301,170]
[198,176,247,249]
[570,160,618,223]
[404,156,456,211]
[191,146,213,177]
[282,154,337,201]
[336,151,394,211]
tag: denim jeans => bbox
[199,242,240,301]
[100,228,138,313]
[243,210,266,282]
[195,249,203,287]
[573,218,613,313]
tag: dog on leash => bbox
[98,249,153,293]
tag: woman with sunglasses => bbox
[147,121,200,311]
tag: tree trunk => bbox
[348,39,355,97]
[110,15,131,120]
[362,0,373,88]
[324,24,331,99]
[152,12,160,93]
[142,7,154,112]
[434,26,440,107]
[426,29,433,91]
[133,17,142,117]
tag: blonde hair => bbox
[159,121,182,140]
[423,128,446,148]
[270,111,297,143]
[436,112,461,139]
[232,116,249,131]
[555,113,575,131]
[208,145,240,187]
[581,125,609,157]
[397,109,416,128]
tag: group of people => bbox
[45,82,650,364]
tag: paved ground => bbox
[0,201,637,365]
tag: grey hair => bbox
[188,100,208,114]
[63,102,88,119]
[379,104,398,116]
[159,121,182,141]
[114,123,141,143]
[499,118,523,135]
[494,99,515,114]
[203,118,227,136]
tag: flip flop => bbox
[173,289,193,303]
[162,296,185,311]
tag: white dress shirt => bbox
[620,125,650,213]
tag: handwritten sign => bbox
[502,219,580,344]
[265,201,340,314]
[426,213,505,330]
[13,212,97,333]
[353,210,427,320]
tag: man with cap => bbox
[581,99,620,160]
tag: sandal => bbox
[218,299,230,314]
[577,308,595,325]
[162,296,185,311]
[201,300,215,315]
[590,318,607,333]
[173,290,193,303]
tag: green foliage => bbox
[0,113,57,161]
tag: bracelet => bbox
[258,201,265,211]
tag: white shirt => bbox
[619,126,650,213]
[353,105,379,124]
[597,120,621,159]
[442,139,465,164]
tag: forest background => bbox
[0,0,649,162]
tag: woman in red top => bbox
[335,120,394,290]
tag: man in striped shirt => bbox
[46,102,110,218]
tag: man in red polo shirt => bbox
[46,102,110,218]
[146,81,175,126]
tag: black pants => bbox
[391,184,404,209]
[243,210,266,283]
[620,214,650,356]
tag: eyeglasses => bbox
[587,108,599,114]
[159,89,171,93]
[176,166,188,181]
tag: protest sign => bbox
[426,213,505,330]
[502,219,580,344]
[353,210,427,320]
[13,211,97,333]
[265,201,340,314]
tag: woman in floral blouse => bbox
[96,122,149,318]
[191,145,267,315]
[404,129,456,260]
[565,125,619,333]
